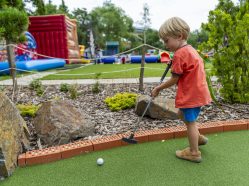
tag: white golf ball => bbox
[97,158,104,166]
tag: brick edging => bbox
[18,119,249,167]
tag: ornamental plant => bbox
[200,0,249,103]
[17,104,40,117]
[104,92,138,111]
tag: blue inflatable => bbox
[145,56,159,63]
[15,31,38,62]
[130,56,142,63]
[25,31,37,49]
[131,55,159,63]
[0,58,66,75]
[99,56,115,64]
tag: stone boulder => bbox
[33,100,95,147]
[0,92,30,178]
[135,95,179,120]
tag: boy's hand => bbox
[151,87,160,98]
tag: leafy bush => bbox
[104,92,138,111]
[69,84,78,99]
[60,83,70,92]
[16,104,40,117]
[92,73,101,94]
[29,79,44,96]
[92,81,100,94]
[29,79,42,90]
[0,85,5,92]
[201,0,249,103]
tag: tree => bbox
[24,0,46,15]
[201,0,249,103]
[146,28,164,49]
[138,3,151,91]
[90,2,134,50]
[58,0,69,14]
[45,0,58,15]
[0,27,4,38]
[2,0,25,9]
[188,29,209,49]
[0,2,28,91]
[71,8,90,45]
[140,3,151,44]
[35,0,46,15]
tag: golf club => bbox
[122,58,172,144]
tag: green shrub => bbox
[92,81,100,94]
[69,84,78,99]
[29,79,42,90]
[60,83,70,92]
[16,104,40,117]
[92,73,101,94]
[104,92,138,111]
[201,0,249,103]
[29,79,44,96]
[0,85,5,92]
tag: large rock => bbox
[0,92,30,178]
[33,100,95,146]
[135,95,179,120]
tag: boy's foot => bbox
[199,135,208,146]
[176,147,202,163]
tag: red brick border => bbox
[222,120,248,131]
[18,119,249,167]
[148,128,174,142]
[91,134,122,151]
[170,125,187,138]
[60,140,93,159]
[25,146,61,166]
[198,121,224,134]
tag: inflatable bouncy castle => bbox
[15,31,38,61]
[28,15,81,64]
[0,31,65,75]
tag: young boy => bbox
[151,17,212,163]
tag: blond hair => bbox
[159,17,190,40]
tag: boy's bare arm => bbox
[151,75,179,97]
[157,75,179,90]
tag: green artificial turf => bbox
[2,130,249,186]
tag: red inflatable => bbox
[28,15,80,64]
[160,51,171,63]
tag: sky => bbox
[46,0,239,31]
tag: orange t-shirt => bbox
[171,45,212,108]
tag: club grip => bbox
[160,61,172,83]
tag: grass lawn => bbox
[2,130,249,186]
[41,63,175,80]
[0,63,213,81]
[0,73,32,81]
[0,64,84,81]
[0,75,11,81]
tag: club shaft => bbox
[132,61,172,134]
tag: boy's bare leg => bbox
[185,122,199,154]
[178,110,206,149]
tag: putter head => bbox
[122,137,138,144]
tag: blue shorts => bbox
[180,107,201,123]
